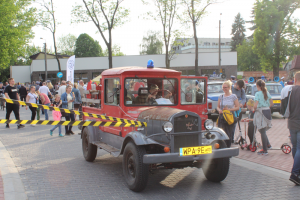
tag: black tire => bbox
[82,128,97,162]
[202,140,230,182]
[123,142,149,192]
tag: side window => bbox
[181,79,206,105]
[105,78,120,105]
[246,86,252,95]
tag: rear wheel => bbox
[282,144,291,154]
[202,141,230,182]
[123,142,149,192]
[82,128,97,162]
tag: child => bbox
[241,99,255,144]
[50,94,63,137]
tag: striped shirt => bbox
[219,94,238,110]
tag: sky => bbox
[30,0,300,55]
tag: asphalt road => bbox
[0,108,298,200]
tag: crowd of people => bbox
[0,78,87,137]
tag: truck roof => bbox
[101,66,182,76]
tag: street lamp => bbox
[40,38,47,81]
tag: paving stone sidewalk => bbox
[0,108,299,199]
[234,119,293,172]
[0,170,4,200]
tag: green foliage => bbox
[140,31,163,55]
[57,34,77,55]
[231,13,246,51]
[0,67,10,83]
[237,75,243,79]
[15,45,42,65]
[0,0,36,69]
[253,0,300,76]
[104,45,125,56]
[74,33,103,57]
[236,39,261,71]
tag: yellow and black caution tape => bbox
[0,119,141,127]
[0,98,147,127]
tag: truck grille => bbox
[174,115,199,133]
[173,135,199,153]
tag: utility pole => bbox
[41,38,48,81]
[219,13,222,69]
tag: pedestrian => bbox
[253,79,273,155]
[287,78,294,85]
[241,99,255,144]
[216,80,240,147]
[58,80,66,96]
[16,82,21,91]
[35,81,40,91]
[18,84,27,106]
[36,91,51,120]
[46,82,55,100]
[72,82,82,120]
[4,78,25,129]
[54,82,59,91]
[282,72,300,185]
[231,79,246,143]
[78,80,85,99]
[26,86,38,126]
[39,80,43,86]
[280,77,285,87]
[50,94,63,137]
[61,85,75,135]
[0,82,5,110]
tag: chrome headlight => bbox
[204,119,214,130]
[163,122,173,133]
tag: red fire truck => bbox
[80,65,239,192]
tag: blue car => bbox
[207,81,224,118]
[245,83,283,113]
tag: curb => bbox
[0,140,27,200]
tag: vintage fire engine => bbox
[80,65,239,192]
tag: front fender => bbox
[202,127,230,145]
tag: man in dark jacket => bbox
[18,84,27,107]
[288,71,300,185]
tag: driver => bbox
[147,84,172,105]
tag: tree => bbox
[253,0,300,77]
[230,13,246,51]
[74,33,103,57]
[38,0,61,72]
[144,0,180,68]
[15,45,42,65]
[180,0,217,76]
[236,39,261,71]
[0,0,36,69]
[140,31,163,55]
[57,34,77,55]
[104,45,125,56]
[72,0,129,68]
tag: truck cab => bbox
[80,66,239,192]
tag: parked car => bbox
[245,82,283,113]
[207,81,224,118]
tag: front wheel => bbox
[82,128,97,162]
[123,142,149,192]
[202,140,230,182]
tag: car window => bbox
[246,86,252,95]
[181,79,206,104]
[105,78,120,105]
[266,85,283,94]
[207,84,223,93]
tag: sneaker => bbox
[6,124,9,128]
[289,173,300,185]
[59,133,64,137]
[17,124,25,129]
[65,133,71,136]
[31,124,36,127]
[257,149,268,155]
[50,130,53,136]
[69,131,75,135]
[267,145,272,150]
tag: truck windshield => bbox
[124,78,178,106]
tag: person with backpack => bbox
[283,71,300,185]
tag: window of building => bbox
[188,43,191,45]
[221,43,225,46]
[92,72,102,79]
[201,69,225,76]
[105,78,120,105]
[226,42,231,46]
[74,73,88,83]
[204,42,210,46]
[212,43,216,45]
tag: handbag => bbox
[218,95,237,126]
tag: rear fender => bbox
[81,125,100,143]
[120,131,160,154]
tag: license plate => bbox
[179,146,212,156]
[273,100,281,104]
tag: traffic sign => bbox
[57,72,63,78]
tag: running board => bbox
[93,141,120,157]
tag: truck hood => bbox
[137,107,185,121]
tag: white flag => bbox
[66,55,75,84]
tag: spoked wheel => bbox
[123,142,149,192]
[281,144,292,154]
[249,143,257,152]
[238,138,246,150]
[82,128,97,162]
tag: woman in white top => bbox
[61,85,75,135]
[216,81,240,147]
[26,86,38,123]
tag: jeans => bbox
[51,124,61,134]
[44,103,50,120]
[258,128,271,152]
[290,130,300,174]
[29,106,36,120]
[65,114,75,133]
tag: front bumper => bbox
[143,147,239,164]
